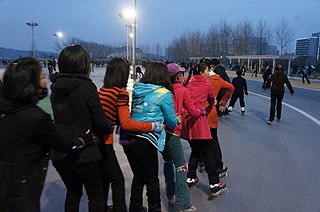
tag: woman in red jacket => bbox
[182,63,227,199]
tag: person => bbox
[300,66,311,84]
[211,58,230,118]
[228,69,248,115]
[163,63,201,211]
[251,63,258,77]
[261,66,273,89]
[264,63,295,124]
[136,66,144,78]
[182,63,227,199]
[50,45,112,212]
[0,57,94,212]
[98,58,162,212]
[204,69,234,176]
[0,79,3,94]
[123,62,179,212]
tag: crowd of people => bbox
[0,47,298,211]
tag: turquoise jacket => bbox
[129,83,178,152]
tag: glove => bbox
[72,129,95,149]
[151,122,164,132]
[199,107,207,116]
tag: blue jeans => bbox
[162,132,191,211]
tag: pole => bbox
[26,22,38,58]
[132,0,136,80]
[126,24,129,60]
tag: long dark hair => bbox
[192,63,207,75]
[1,57,42,104]
[58,45,91,75]
[140,62,173,92]
[104,57,129,88]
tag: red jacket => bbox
[205,74,234,128]
[181,75,214,140]
[171,83,201,136]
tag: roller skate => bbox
[217,165,229,178]
[179,205,197,211]
[228,106,233,113]
[187,178,199,190]
[208,182,228,200]
[241,107,245,116]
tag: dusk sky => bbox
[0,0,320,53]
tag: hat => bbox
[167,63,185,76]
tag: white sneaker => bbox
[241,107,245,112]
[228,106,233,112]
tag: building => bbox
[295,36,319,64]
[311,32,320,61]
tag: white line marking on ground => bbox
[249,91,320,126]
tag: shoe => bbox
[180,205,197,211]
[167,195,176,207]
[228,106,233,113]
[267,120,272,125]
[187,178,199,189]
[222,114,227,119]
[210,182,227,197]
[276,118,280,122]
[217,165,228,178]
[241,107,245,115]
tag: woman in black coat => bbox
[0,57,92,212]
[50,45,112,212]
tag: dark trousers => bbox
[210,128,223,170]
[229,93,245,108]
[0,156,49,212]
[262,78,268,89]
[123,136,161,212]
[100,144,127,212]
[302,74,311,84]
[187,139,219,185]
[269,90,284,121]
[53,160,106,212]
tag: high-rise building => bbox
[311,32,320,61]
[295,36,319,64]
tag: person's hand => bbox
[176,114,182,124]
[199,107,207,116]
[73,129,95,149]
[151,122,164,132]
[219,102,226,112]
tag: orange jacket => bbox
[205,74,234,128]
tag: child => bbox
[228,69,248,115]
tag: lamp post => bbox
[53,32,63,54]
[26,22,38,58]
[132,0,137,80]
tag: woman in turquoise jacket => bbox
[123,62,179,212]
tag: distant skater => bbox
[228,69,248,115]
[264,63,294,124]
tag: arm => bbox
[265,75,273,89]
[285,77,295,95]
[243,79,248,95]
[219,78,235,105]
[183,89,202,118]
[161,92,179,130]
[86,84,112,135]
[207,85,216,106]
[33,114,89,152]
[118,105,152,132]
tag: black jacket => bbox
[50,73,112,164]
[232,76,248,96]
[0,102,76,210]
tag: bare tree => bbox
[185,30,206,56]
[275,17,295,55]
[217,20,232,56]
[255,19,273,55]
[232,19,254,55]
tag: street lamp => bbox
[26,22,38,58]
[53,32,63,51]
[119,0,137,80]
[119,9,136,61]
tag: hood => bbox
[50,73,91,96]
[133,83,164,98]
